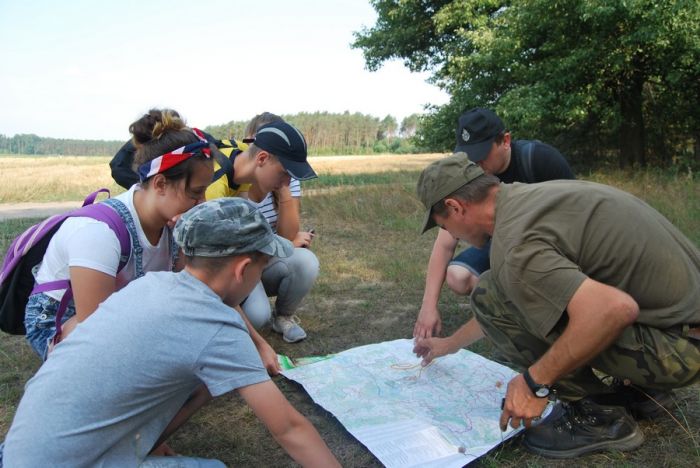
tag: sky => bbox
[0,0,449,141]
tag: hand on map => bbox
[413,306,442,339]
[499,374,549,431]
[413,337,451,366]
[257,340,282,376]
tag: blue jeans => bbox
[241,247,320,328]
[449,239,492,276]
[24,292,76,360]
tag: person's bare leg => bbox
[445,265,479,296]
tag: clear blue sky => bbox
[0,0,448,140]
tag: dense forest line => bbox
[0,134,124,157]
[207,111,421,155]
[0,112,422,157]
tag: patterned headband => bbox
[137,128,211,182]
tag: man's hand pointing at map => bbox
[413,317,486,366]
[413,337,452,366]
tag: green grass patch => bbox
[303,170,421,189]
[0,218,43,250]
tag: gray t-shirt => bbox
[490,181,700,337]
[3,270,269,467]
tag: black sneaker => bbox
[523,398,644,458]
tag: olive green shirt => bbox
[490,181,700,336]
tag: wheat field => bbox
[0,154,445,204]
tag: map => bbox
[281,339,521,467]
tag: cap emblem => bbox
[462,128,470,143]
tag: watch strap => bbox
[523,368,550,398]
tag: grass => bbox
[0,164,698,467]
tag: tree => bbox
[205,111,388,155]
[353,0,700,168]
[400,113,420,138]
[378,115,398,140]
[0,134,123,156]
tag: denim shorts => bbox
[448,239,492,276]
[24,292,76,360]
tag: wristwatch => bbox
[523,369,551,398]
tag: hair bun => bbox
[129,108,186,145]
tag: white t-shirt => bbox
[255,178,302,233]
[35,185,172,299]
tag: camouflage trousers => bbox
[471,271,700,400]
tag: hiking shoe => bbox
[523,398,644,458]
[272,315,307,343]
[590,380,676,420]
[626,388,675,419]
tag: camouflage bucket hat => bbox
[416,152,485,233]
[174,198,294,258]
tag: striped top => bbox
[256,178,301,233]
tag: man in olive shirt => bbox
[413,153,700,458]
[414,107,575,339]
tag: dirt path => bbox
[0,188,354,220]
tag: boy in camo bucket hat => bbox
[175,197,294,375]
[2,198,340,467]
[174,197,293,258]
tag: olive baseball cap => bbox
[416,152,485,233]
[174,198,294,258]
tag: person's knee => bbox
[242,304,271,329]
[240,283,272,328]
[445,265,478,295]
[288,248,320,284]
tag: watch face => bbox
[535,387,550,398]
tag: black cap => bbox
[249,121,317,181]
[454,108,505,162]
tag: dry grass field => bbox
[0,154,445,204]
[0,154,698,467]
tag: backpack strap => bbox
[213,139,242,191]
[82,188,112,207]
[100,198,141,276]
[519,141,537,184]
[31,197,134,342]
[102,197,177,272]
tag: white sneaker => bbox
[272,315,307,343]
